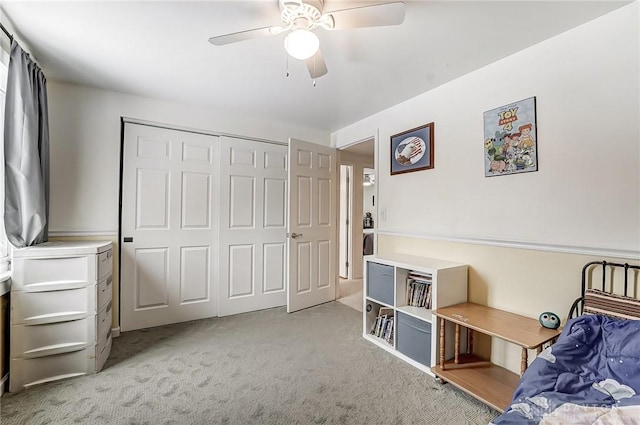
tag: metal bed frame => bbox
[568,260,640,319]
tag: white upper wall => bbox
[47,81,330,234]
[332,3,640,257]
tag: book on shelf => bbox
[370,307,394,344]
[408,270,432,278]
[408,271,432,284]
[379,307,393,316]
[406,277,433,309]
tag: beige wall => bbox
[378,234,638,371]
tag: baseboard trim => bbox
[111,327,120,338]
[377,230,640,260]
[49,230,118,237]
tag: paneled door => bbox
[287,139,337,312]
[121,123,218,331]
[218,137,288,316]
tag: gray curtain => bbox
[3,39,50,248]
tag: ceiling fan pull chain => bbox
[286,49,290,77]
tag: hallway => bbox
[337,278,363,312]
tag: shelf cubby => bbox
[364,299,395,349]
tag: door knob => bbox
[290,232,303,239]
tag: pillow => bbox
[583,288,640,320]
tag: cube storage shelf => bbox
[363,253,468,374]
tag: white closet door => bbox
[121,123,218,331]
[287,138,337,313]
[218,137,288,316]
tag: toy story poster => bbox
[483,97,537,177]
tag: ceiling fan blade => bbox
[306,49,328,79]
[326,1,406,30]
[208,26,280,46]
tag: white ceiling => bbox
[0,0,630,132]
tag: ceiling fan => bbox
[208,0,406,80]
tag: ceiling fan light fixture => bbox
[284,29,319,60]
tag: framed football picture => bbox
[390,122,434,175]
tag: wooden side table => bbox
[431,302,560,412]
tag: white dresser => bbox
[9,241,113,392]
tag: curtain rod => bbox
[0,22,13,42]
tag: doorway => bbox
[336,138,375,313]
[338,164,352,279]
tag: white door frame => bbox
[338,164,353,279]
[336,135,377,298]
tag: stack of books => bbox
[370,307,394,344]
[406,271,433,309]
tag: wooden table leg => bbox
[468,329,474,355]
[536,345,542,355]
[439,318,446,369]
[521,348,528,375]
[454,324,460,364]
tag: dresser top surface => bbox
[12,240,113,258]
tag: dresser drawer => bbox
[11,255,97,291]
[97,274,113,310]
[97,300,112,341]
[96,330,112,372]
[11,285,96,325]
[10,346,96,392]
[11,317,95,359]
[97,249,113,281]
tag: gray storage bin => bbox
[366,262,394,305]
[397,311,431,366]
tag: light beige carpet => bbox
[0,302,498,425]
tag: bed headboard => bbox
[568,261,640,320]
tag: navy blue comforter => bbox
[491,314,640,424]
